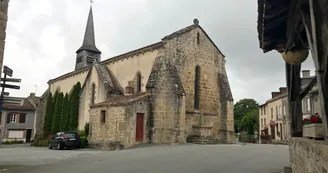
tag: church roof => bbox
[2,97,37,111]
[48,20,222,84]
[94,63,124,95]
[48,42,162,84]
[76,5,101,53]
[91,92,150,108]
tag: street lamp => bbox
[281,49,309,65]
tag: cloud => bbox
[3,0,316,104]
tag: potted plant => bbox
[303,113,324,139]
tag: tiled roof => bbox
[257,0,291,52]
[3,98,36,111]
[91,92,150,108]
[264,76,316,104]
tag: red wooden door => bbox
[136,114,144,142]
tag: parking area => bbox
[0,143,289,173]
[0,145,102,167]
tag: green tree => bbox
[43,92,54,137]
[51,92,64,133]
[234,98,259,132]
[59,93,70,131]
[241,109,259,135]
[69,82,81,131]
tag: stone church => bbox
[37,5,234,148]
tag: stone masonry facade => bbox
[41,19,234,149]
[34,89,49,136]
[158,21,234,143]
[0,0,9,74]
[89,94,149,149]
[289,137,328,173]
[86,21,234,148]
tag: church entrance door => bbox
[136,113,144,142]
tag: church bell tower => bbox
[75,5,101,70]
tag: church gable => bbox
[162,19,225,58]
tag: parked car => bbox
[48,132,81,150]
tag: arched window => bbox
[91,83,95,105]
[136,72,142,93]
[194,65,200,109]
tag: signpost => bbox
[3,65,13,77]
[0,65,21,107]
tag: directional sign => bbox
[1,92,9,96]
[3,66,13,77]
[1,97,22,105]
[0,84,20,90]
[0,78,21,83]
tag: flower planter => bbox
[303,123,324,139]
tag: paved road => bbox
[1,144,289,173]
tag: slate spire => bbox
[75,4,101,70]
[76,5,101,53]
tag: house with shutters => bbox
[0,93,39,143]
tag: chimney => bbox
[30,93,35,98]
[125,81,134,95]
[302,70,310,78]
[279,87,287,94]
[271,92,280,98]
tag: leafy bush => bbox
[78,130,86,137]
[84,123,89,137]
[2,140,24,144]
[38,139,49,147]
[80,136,88,148]
[16,140,24,144]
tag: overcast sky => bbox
[3,0,315,104]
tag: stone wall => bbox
[146,53,186,144]
[289,137,328,173]
[0,0,9,73]
[162,23,233,143]
[34,89,49,136]
[89,99,149,149]
[163,26,223,114]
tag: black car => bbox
[48,132,81,150]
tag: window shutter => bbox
[19,113,26,123]
[7,113,11,123]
